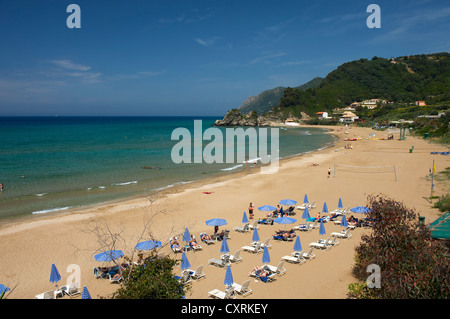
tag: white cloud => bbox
[51,59,91,71]
[194,37,220,47]
[250,52,287,64]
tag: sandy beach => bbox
[0,125,448,299]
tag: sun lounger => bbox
[259,238,272,249]
[257,217,274,225]
[94,267,109,279]
[282,253,306,264]
[109,273,123,283]
[175,271,192,284]
[59,282,81,297]
[249,268,276,283]
[293,246,315,260]
[208,258,227,268]
[273,234,294,241]
[185,265,205,281]
[309,235,339,250]
[331,228,352,239]
[208,287,236,299]
[227,250,242,263]
[234,222,250,232]
[35,290,57,299]
[189,240,203,251]
[170,237,182,253]
[242,242,262,254]
[232,279,252,297]
[263,261,286,276]
[200,232,215,245]
[248,221,259,230]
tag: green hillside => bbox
[238,77,323,115]
[272,53,450,118]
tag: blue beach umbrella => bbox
[274,216,297,225]
[94,250,124,262]
[338,198,343,209]
[280,199,297,206]
[136,240,161,251]
[322,202,328,214]
[252,227,260,243]
[242,211,249,224]
[258,205,276,212]
[81,286,92,299]
[340,215,349,228]
[224,265,234,287]
[49,263,61,285]
[205,218,227,226]
[274,216,297,230]
[293,236,302,252]
[0,284,10,296]
[182,227,191,243]
[303,194,309,204]
[350,206,370,214]
[302,207,311,220]
[220,237,230,255]
[262,246,270,264]
[319,219,326,237]
[180,252,191,270]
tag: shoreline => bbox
[0,124,447,299]
[0,125,337,231]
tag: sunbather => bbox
[249,266,268,279]
[201,233,212,241]
[190,235,200,248]
[170,237,180,249]
[347,215,357,226]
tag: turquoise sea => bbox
[0,116,335,220]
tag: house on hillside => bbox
[415,101,426,106]
[339,111,359,123]
[316,112,332,120]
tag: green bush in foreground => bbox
[350,195,449,299]
[112,253,186,299]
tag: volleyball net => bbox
[334,163,397,181]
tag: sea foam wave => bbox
[32,206,72,215]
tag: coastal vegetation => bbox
[112,253,185,299]
[349,195,449,299]
[218,52,450,142]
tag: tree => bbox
[83,196,187,299]
[112,253,185,299]
[350,195,449,299]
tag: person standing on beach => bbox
[249,202,254,219]
[328,168,331,178]
[0,182,3,191]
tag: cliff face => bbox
[214,109,259,126]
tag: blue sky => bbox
[0,0,449,116]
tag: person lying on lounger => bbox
[170,237,180,249]
[189,235,200,248]
[249,266,268,279]
[201,233,212,241]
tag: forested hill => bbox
[238,77,323,115]
[272,52,450,118]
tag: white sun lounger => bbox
[208,287,236,299]
[263,261,286,276]
[227,250,242,263]
[282,253,306,264]
[242,242,262,254]
[232,279,252,297]
[234,222,250,232]
[208,258,227,268]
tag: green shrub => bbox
[112,253,186,299]
[351,195,449,299]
